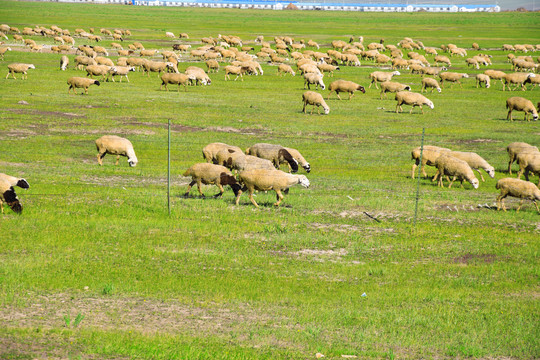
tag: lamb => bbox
[516,152,540,185]
[5,63,35,80]
[107,65,135,82]
[502,72,535,91]
[379,81,411,99]
[60,55,69,71]
[202,143,243,163]
[439,72,469,88]
[85,64,111,81]
[182,163,241,198]
[395,91,434,114]
[369,71,400,89]
[160,72,194,91]
[475,74,490,88]
[411,145,451,179]
[0,46,11,60]
[235,169,310,208]
[507,142,539,174]
[506,97,539,122]
[67,77,100,95]
[304,73,326,90]
[302,91,330,115]
[327,80,365,100]
[95,135,138,167]
[434,154,479,189]
[433,151,494,182]
[277,64,295,76]
[421,78,442,93]
[245,143,299,173]
[283,147,310,173]
[496,178,540,213]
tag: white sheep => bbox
[245,143,299,173]
[202,143,243,163]
[496,178,540,213]
[96,56,115,67]
[216,151,275,173]
[283,147,310,173]
[160,72,194,91]
[379,81,411,99]
[434,55,451,67]
[74,55,97,70]
[5,63,35,80]
[185,66,211,85]
[395,91,434,114]
[317,63,339,77]
[67,77,100,95]
[516,152,540,186]
[60,55,69,71]
[475,74,490,89]
[435,154,479,189]
[182,163,241,198]
[304,73,326,90]
[507,142,539,174]
[503,72,535,91]
[421,78,442,93]
[327,80,365,100]
[95,135,138,167]
[302,91,329,115]
[107,65,135,82]
[205,59,219,73]
[506,97,539,122]
[277,64,295,76]
[439,72,469,88]
[224,65,249,81]
[411,145,451,179]
[235,169,310,208]
[85,64,111,81]
[433,151,494,182]
[369,71,400,89]
[0,46,11,60]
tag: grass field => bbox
[0,2,539,359]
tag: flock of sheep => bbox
[0,23,539,213]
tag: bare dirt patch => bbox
[5,108,86,119]
[453,253,498,264]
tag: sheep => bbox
[85,64,111,81]
[421,78,442,93]
[302,91,329,115]
[327,80,365,100]
[205,59,219,73]
[95,56,114,67]
[235,169,310,208]
[506,97,539,122]
[439,72,469,88]
[369,71,400,89]
[483,69,506,88]
[298,63,322,76]
[434,154,479,189]
[126,57,146,71]
[304,73,326,90]
[245,143,299,173]
[277,64,295,76]
[5,63,35,80]
[411,145,451,179]
[142,60,177,78]
[433,151,494,182]
[379,81,411,99]
[0,46,11,60]
[307,40,319,49]
[434,55,451,67]
[74,55,97,70]
[0,178,24,214]
[202,143,243,163]
[466,57,480,70]
[60,55,69,71]
[160,72,194,91]
[507,142,539,174]
[395,91,434,115]
[67,77,100,95]
[107,65,135,82]
[224,65,249,81]
[317,63,339,77]
[95,135,138,167]
[475,74,490,89]
[183,163,241,198]
[216,151,275,173]
[516,152,540,185]
[496,178,540,213]
[283,147,310,173]
[165,31,175,39]
[185,66,211,85]
[392,58,409,70]
[502,73,535,91]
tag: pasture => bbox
[0,2,539,359]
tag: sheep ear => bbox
[228,149,235,153]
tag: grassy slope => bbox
[0,2,539,359]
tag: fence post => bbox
[168,118,171,216]
[413,128,425,227]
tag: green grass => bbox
[0,2,539,359]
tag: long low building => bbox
[44,0,502,12]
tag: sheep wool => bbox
[327,80,365,100]
[245,143,299,173]
[95,135,138,167]
[434,154,479,189]
[507,142,539,174]
[395,91,434,114]
[496,178,540,213]
[302,91,330,115]
[506,97,538,122]
[183,163,241,198]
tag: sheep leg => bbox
[496,192,508,211]
[235,189,243,205]
[97,152,106,165]
[475,169,485,182]
[517,167,525,180]
[348,92,354,100]
[196,180,205,197]
[507,109,513,121]
[448,175,457,188]
[274,189,284,207]
[115,155,120,166]
[0,199,4,214]
[248,190,259,208]
[533,200,540,213]
[184,181,196,197]
[516,199,524,212]
[213,184,225,198]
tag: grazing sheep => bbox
[421,66,447,77]
[304,73,326,90]
[85,64,111,81]
[395,91,434,114]
[142,60,177,78]
[160,72,194,91]
[327,80,365,100]
[0,178,24,214]
[506,97,539,122]
[74,55,97,70]
[379,81,411,99]
[507,142,539,174]
[67,76,100,95]
[60,55,69,71]
[183,163,241,198]
[5,63,35,80]
[502,72,535,91]
[224,65,249,81]
[421,78,442,93]
[484,69,506,88]
[185,66,211,85]
[434,55,451,67]
[277,64,295,76]
[475,74,490,88]
[95,56,114,67]
[516,152,540,185]
[202,143,243,163]
[496,178,540,213]
[411,145,451,179]
[369,71,400,89]
[107,65,135,82]
[165,32,175,39]
[205,59,219,73]
[434,151,494,182]
[434,154,479,189]
[245,143,299,173]
[283,147,310,173]
[95,135,138,167]
[0,46,11,60]
[317,63,340,77]
[235,169,310,208]
[302,91,329,115]
[217,151,275,173]
[466,57,480,70]
[439,72,469,88]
